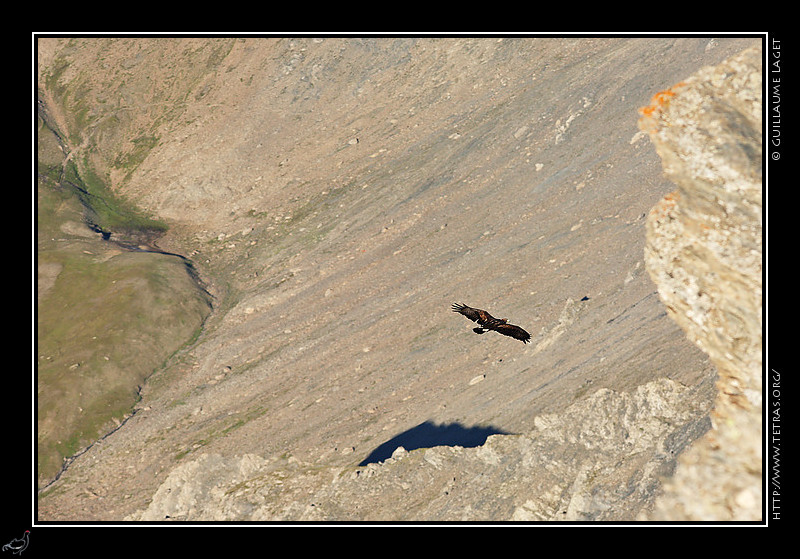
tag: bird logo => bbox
[2,531,29,555]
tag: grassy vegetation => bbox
[37,244,212,485]
[62,155,168,237]
[36,123,211,488]
[113,134,161,181]
[36,41,259,489]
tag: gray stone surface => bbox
[132,378,714,521]
[641,45,762,521]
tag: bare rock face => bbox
[639,46,762,520]
[131,377,713,521]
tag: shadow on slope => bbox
[359,420,512,466]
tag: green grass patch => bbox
[64,155,168,237]
[36,137,210,487]
[37,247,211,486]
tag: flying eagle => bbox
[452,303,531,343]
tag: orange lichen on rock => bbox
[638,81,688,132]
[648,190,680,223]
[640,81,687,116]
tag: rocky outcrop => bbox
[131,377,713,521]
[640,46,762,520]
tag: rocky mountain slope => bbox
[35,36,760,521]
[641,45,762,521]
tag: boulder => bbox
[640,45,762,520]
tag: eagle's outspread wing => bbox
[493,322,531,344]
[452,303,530,344]
[451,302,495,325]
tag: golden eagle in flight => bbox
[452,303,531,343]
